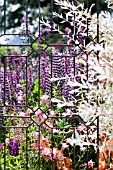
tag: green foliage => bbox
[28,78,44,106]
[0,128,4,143]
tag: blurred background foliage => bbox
[0,0,111,34]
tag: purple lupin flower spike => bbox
[28,66,33,92]
[78,26,85,46]
[41,52,51,94]
[0,59,4,104]
[62,57,72,99]
[9,138,19,156]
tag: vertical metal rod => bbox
[26,0,28,34]
[97,116,99,170]
[4,56,6,106]
[86,0,89,81]
[96,0,99,169]
[38,126,41,170]
[38,0,41,108]
[51,128,54,170]
[86,1,89,167]
[73,13,76,77]
[25,0,28,106]
[4,128,6,170]
[86,0,89,9]
[26,56,28,106]
[4,0,6,34]
[73,128,76,170]
[50,3,54,168]
[3,1,6,166]
[38,51,41,108]
[50,53,53,100]
[96,0,99,61]
[26,128,28,170]
[3,0,6,106]
[50,0,53,100]
[51,0,53,28]
[86,128,89,170]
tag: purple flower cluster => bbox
[0,59,4,104]
[0,17,86,108]
[41,52,51,94]
[5,56,26,105]
[39,26,84,99]
[0,54,36,106]
[78,26,85,46]
[9,138,19,156]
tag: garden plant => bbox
[0,0,113,169]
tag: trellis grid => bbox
[0,0,99,169]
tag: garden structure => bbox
[0,0,113,169]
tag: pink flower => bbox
[88,160,94,168]
[50,110,56,116]
[33,143,38,151]
[26,108,32,116]
[17,130,21,136]
[53,148,64,160]
[41,95,50,104]
[19,111,26,121]
[46,121,53,128]
[60,142,69,151]
[21,136,26,141]
[33,132,39,139]
[77,124,87,132]
[35,109,47,122]
[21,16,26,22]
[41,147,51,156]
[10,128,14,134]
[62,109,72,116]
[43,114,47,120]
[35,109,43,119]
[53,148,58,159]
[5,138,9,146]
[81,160,94,169]
[17,94,24,103]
